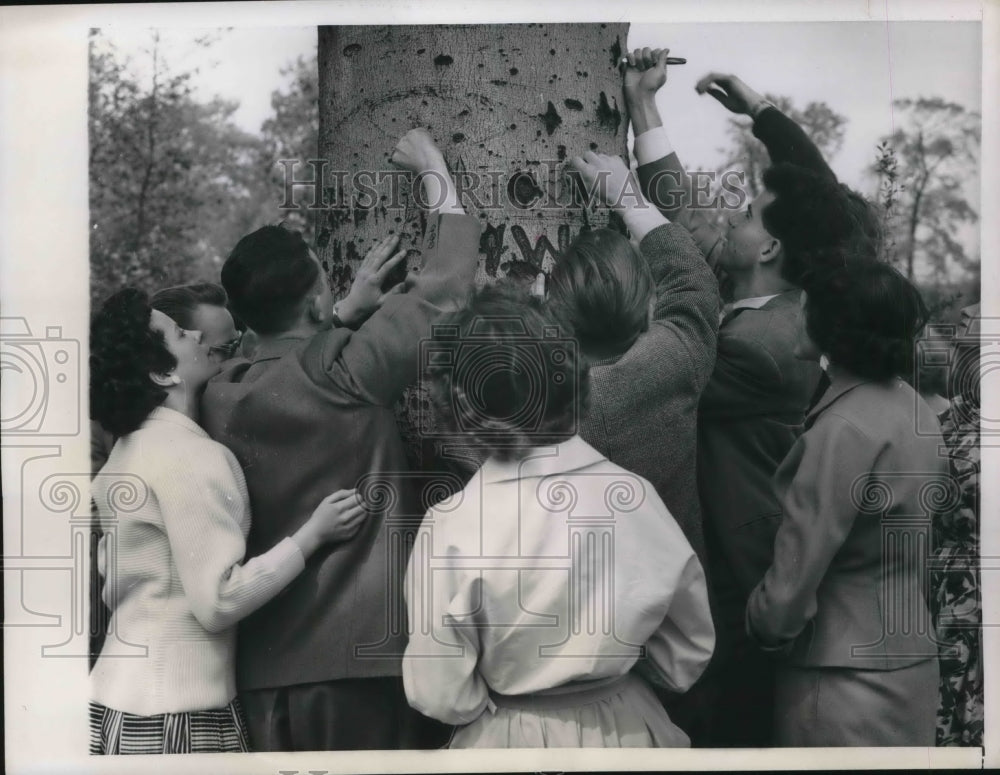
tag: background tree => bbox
[872,97,980,285]
[258,55,321,244]
[717,94,847,198]
[88,30,264,308]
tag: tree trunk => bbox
[318,24,629,289]
[317,23,630,467]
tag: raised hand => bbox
[623,47,670,106]
[337,234,409,326]
[567,150,639,211]
[390,128,446,173]
[694,72,768,117]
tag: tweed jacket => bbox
[200,213,482,691]
[579,223,718,564]
[747,375,947,670]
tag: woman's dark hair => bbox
[150,282,228,330]
[90,288,177,437]
[426,284,588,462]
[221,225,318,335]
[801,256,929,381]
[546,228,652,358]
[761,163,882,286]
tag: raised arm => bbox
[314,129,482,406]
[624,49,727,267]
[567,149,719,385]
[696,72,836,180]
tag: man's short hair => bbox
[221,225,319,335]
[150,283,228,331]
[762,163,881,286]
[547,228,653,358]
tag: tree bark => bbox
[317,24,630,468]
[317,23,629,293]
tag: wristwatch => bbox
[332,302,355,330]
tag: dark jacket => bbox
[200,213,482,690]
[636,107,827,594]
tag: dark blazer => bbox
[747,375,947,670]
[636,107,828,594]
[200,213,482,691]
[581,223,718,564]
[696,292,821,593]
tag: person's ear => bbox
[150,372,181,388]
[306,291,327,324]
[759,237,782,265]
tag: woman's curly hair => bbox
[90,288,177,437]
[425,284,589,462]
[800,254,928,382]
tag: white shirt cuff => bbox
[634,127,674,167]
[622,202,669,242]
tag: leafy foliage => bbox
[88,32,320,309]
[872,98,980,284]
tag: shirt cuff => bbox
[622,202,669,242]
[634,127,674,167]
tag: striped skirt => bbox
[89,700,251,754]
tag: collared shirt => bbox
[719,293,782,325]
[402,436,715,725]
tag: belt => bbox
[486,673,631,713]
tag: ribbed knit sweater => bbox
[90,406,305,715]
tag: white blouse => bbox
[402,436,715,725]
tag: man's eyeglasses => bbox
[208,332,244,360]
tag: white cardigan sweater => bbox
[90,407,305,715]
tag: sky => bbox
[101,20,981,192]
[99,19,982,273]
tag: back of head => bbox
[150,282,228,330]
[90,288,177,437]
[762,163,881,286]
[426,284,588,462]
[801,256,928,381]
[547,228,652,358]
[221,225,318,335]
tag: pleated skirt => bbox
[449,673,690,748]
[89,699,251,754]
